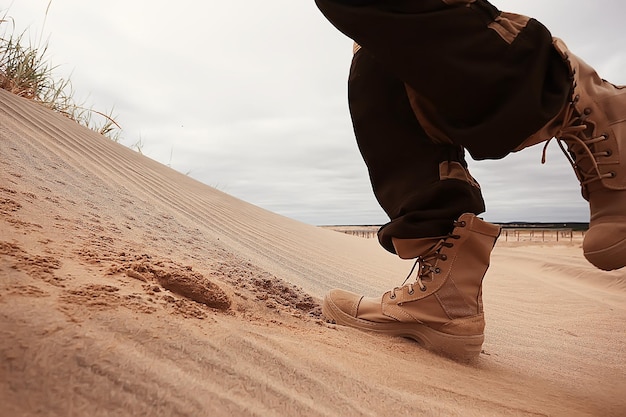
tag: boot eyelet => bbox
[609,171,617,178]
[440,254,447,261]
[389,293,396,300]
[420,286,427,292]
[434,268,441,274]
[605,150,613,157]
[583,108,592,115]
[408,289,414,295]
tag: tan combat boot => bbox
[520,38,626,270]
[322,213,501,361]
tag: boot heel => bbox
[443,337,484,362]
[405,326,484,362]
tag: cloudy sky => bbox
[4,0,626,225]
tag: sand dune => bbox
[1,88,626,416]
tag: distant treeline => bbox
[495,222,589,231]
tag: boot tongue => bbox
[544,113,612,200]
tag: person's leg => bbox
[322,45,500,361]
[349,47,485,254]
[316,0,625,360]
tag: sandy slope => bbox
[1,88,625,416]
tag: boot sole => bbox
[584,237,626,271]
[322,295,483,362]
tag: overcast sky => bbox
[4,1,626,225]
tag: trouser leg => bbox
[349,48,485,253]
[315,0,571,159]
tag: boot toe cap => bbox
[584,222,626,270]
[323,289,363,321]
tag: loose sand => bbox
[1,88,625,416]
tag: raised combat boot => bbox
[519,38,626,270]
[322,213,501,361]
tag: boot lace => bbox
[388,220,466,299]
[541,100,614,188]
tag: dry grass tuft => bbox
[0,4,122,141]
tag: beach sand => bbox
[1,88,626,416]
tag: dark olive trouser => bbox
[315,0,571,253]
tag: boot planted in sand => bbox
[322,213,501,361]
